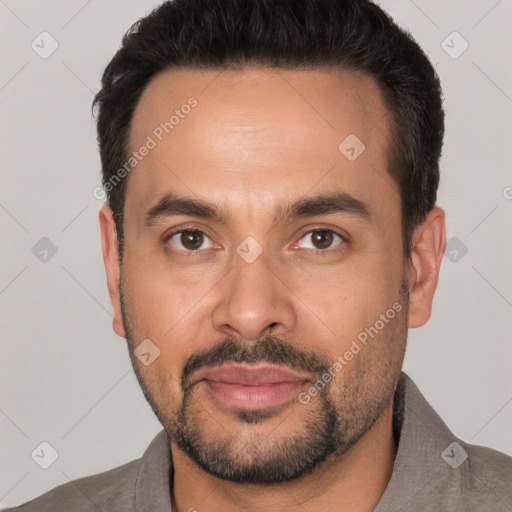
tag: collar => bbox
[374,372,468,511]
[134,428,173,512]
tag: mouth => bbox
[195,363,311,410]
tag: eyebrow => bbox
[143,191,371,227]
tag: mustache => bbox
[181,335,331,392]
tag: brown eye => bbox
[180,231,204,250]
[167,229,213,252]
[297,229,344,252]
[311,230,334,249]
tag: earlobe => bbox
[98,205,127,338]
[407,206,447,328]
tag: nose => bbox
[211,250,297,341]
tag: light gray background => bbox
[1,0,511,508]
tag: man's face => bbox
[106,67,412,483]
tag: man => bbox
[5,0,511,510]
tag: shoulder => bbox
[463,441,512,510]
[386,373,512,511]
[2,458,140,512]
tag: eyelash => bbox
[163,226,348,257]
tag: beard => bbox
[121,272,409,484]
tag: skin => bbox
[99,67,446,512]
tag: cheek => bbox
[122,251,214,337]
[294,260,399,316]
[150,354,182,396]
[131,356,184,423]
[121,257,208,387]
[286,261,403,361]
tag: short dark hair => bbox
[92,0,444,260]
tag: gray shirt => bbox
[4,372,512,511]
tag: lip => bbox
[198,363,311,385]
[195,363,311,410]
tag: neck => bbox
[170,401,397,512]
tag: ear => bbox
[98,205,126,338]
[406,206,446,328]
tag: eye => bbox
[164,227,346,256]
[165,229,215,253]
[295,229,346,252]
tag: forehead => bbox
[125,66,396,227]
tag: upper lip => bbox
[195,363,311,386]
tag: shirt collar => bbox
[134,428,173,512]
[374,372,468,511]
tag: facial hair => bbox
[121,271,409,484]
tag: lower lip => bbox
[202,380,309,409]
